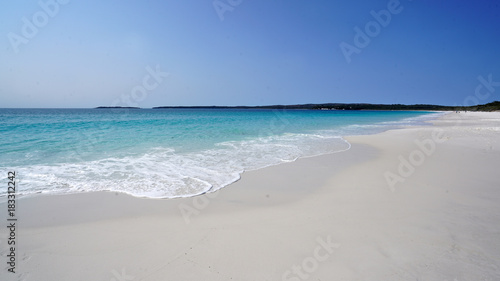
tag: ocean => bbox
[0,108,442,198]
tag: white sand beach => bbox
[1,112,500,281]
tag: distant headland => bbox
[152,101,500,112]
[95,101,500,112]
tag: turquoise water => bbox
[0,108,441,198]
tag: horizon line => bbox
[2,101,498,109]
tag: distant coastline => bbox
[95,101,500,112]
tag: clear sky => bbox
[1,0,499,108]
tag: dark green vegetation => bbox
[151,101,500,111]
[469,101,500,112]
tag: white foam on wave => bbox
[5,133,351,199]
[331,112,447,136]
[3,112,441,199]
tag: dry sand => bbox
[1,112,500,280]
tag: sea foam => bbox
[0,109,441,199]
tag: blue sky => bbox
[1,0,499,108]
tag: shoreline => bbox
[1,110,441,201]
[1,111,499,280]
